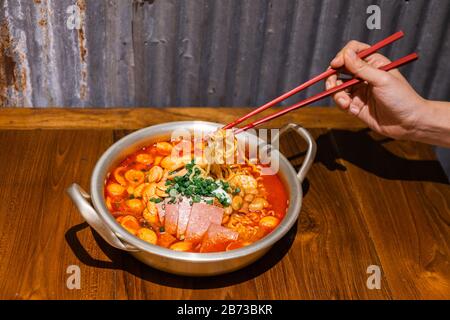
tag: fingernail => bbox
[337,97,347,106]
[325,80,331,89]
[349,105,359,115]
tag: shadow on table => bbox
[288,128,448,185]
[65,221,297,289]
[66,128,448,290]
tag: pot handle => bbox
[67,184,139,252]
[276,123,317,183]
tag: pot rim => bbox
[90,121,302,263]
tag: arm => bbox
[326,40,450,148]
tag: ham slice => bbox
[185,203,224,243]
[177,198,192,239]
[164,203,179,236]
[200,224,239,253]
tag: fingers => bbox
[347,94,366,116]
[334,80,352,109]
[365,52,391,67]
[342,49,392,87]
[330,41,393,79]
[330,40,371,69]
[327,40,395,113]
[326,76,351,110]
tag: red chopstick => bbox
[224,31,405,129]
[234,52,418,133]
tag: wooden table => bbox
[0,108,449,300]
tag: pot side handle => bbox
[276,123,317,183]
[67,183,139,252]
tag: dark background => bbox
[0,0,449,108]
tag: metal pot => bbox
[67,121,316,276]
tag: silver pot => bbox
[67,121,316,276]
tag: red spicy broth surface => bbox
[104,139,289,253]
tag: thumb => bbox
[344,49,390,87]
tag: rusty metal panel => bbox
[0,0,449,107]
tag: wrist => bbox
[398,97,428,141]
[412,100,450,147]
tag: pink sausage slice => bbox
[200,224,239,253]
[177,198,192,239]
[185,203,224,243]
[164,203,179,236]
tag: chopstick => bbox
[234,52,418,134]
[223,31,405,129]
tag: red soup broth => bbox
[104,140,289,253]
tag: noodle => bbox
[199,129,265,188]
[103,128,288,253]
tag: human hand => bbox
[326,40,427,140]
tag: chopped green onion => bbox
[169,189,179,197]
[165,160,233,206]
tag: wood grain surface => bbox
[0,107,365,130]
[0,108,449,300]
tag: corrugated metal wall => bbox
[1,0,449,108]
